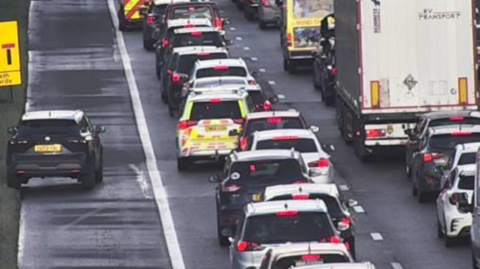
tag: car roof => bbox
[231,149,301,161]
[167,18,212,27]
[174,26,217,34]
[167,1,216,7]
[456,164,476,175]
[293,262,376,269]
[245,200,328,216]
[190,85,260,94]
[195,76,248,83]
[22,110,84,123]
[194,58,246,68]
[269,242,350,257]
[188,90,247,102]
[264,184,339,201]
[422,110,480,120]
[154,0,190,6]
[172,46,227,55]
[252,129,316,141]
[455,142,480,152]
[429,125,480,136]
[246,110,301,120]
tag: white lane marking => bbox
[17,204,26,268]
[353,205,365,213]
[107,1,186,269]
[129,164,153,199]
[339,184,350,191]
[259,68,266,73]
[235,36,242,41]
[251,57,258,61]
[230,27,236,31]
[243,46,250,51]
[370,232,383,241]
[26,51,32,112]
[277,94,285,99]
[391,262,403,269]
[268,80,276,85]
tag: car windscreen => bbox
[429,118,480,128]
[229,159,304,184]
[243,212,334,244]
[17,120,80,137]
[172,32,223,47]
[267,194,344,218]
[245,118,305,137]
[429,133,480,152]
[458,152,476,165]
[273,254,350,269]
[195,78,247,88]
[171,5,214,20]
[458,175,475,190]
[196,67,247,79]
[176,53,228,74]
[190,101,241,120]
[256,138,317,153]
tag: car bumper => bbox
[445,210,472,237]
[218,207,243,230]
[419,171,442,192]
[8,153,92,177]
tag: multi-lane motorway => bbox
[19,0,472,268]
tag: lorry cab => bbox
[276,0,333,74]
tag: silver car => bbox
[293,262,377,269]
[229,200,343,269]
[257,0,280,29]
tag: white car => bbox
[436,164,474,247]
[293,263,377,269]
[445,142,480,172]
[244,129,334,183]
[188,58,257,86]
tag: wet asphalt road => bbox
[20,0,472,268]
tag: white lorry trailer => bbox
[335,0,478,161]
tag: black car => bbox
[408,125,480,203]
[405,110,480,178]
[6,110,106,189]
[243,0,259,21]
[312,46,336,106]
[209,149,311,246]
[142,1,169,51]
[160,46,229,116]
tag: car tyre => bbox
[7,174,21,189]
[177,157,190,171]
[143,39,154,51]
[417,189,427,203]
[259,21,267,30]
[217,216,230,246]
[353,136,369,163]
[405,162,412,179]
[437,219,445,239]
[95,163,104,183]
[118,7,127,31]
[81,172,96,190]
[445,235,455,248]
[325,95,335,107]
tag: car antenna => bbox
[298,185,303,193]
[284,202,288,210]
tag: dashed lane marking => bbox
[107,1,186,269]
[251,57,258,61]
[235,36,242,40]
[243,46,250,51]
[268,80,276,85]
[370,233,383,241]
[259,68,266,72]
[339,184,350,191]
[391,262,403,269]
[230,27,236,31]
[353,205,365,213]
[277,94,285,99]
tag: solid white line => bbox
[391,262,403,269]
[339,184,350,191]
[370,232,383,241]
[107,1,185,269]
[353,205,365,213]
[259,68,266,72]
[235,36,242,41]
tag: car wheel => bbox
[287,61,297,74]
[437,219,445,239]
[177,157,190,171]
[217,216,230,247]
[283,59,288,71]
[347,238,356,260]
[445,235,456,247]
[7,174,21,189]
[81,172,96,190]
[417,189,427,203]
[325,95,335,107]
[405,161,412,179]
[95,163,103,183]
[143,39,154,51]
[259,21,267,30]
[118,7,127,31]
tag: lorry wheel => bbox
[325,95,335,107]
[177,157,190,171]
[118,7,127,31]
[353,136,369,162]
[81,172,96,190]
[287,61,297,74]
[283,59,288,71]
[7,174,21,189]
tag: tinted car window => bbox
[429,134,480,151]
[230,159,304,184]
[458,175,475,190]
[243,212,334,244]
[172,32,223,47]
[195,78,247,88]
[248,91,265,105]
[268,194,344,218]
[196,67,247,78]
[245,118,305,137]
[176,53,228,74]
[429,118,480,128]
[274,254,349,269]
[153,5,167,16]
[256,138,317,153]
[172,6,213,20]
[190,101,241,120]
[459,152,476,165]
[17,120,80,137]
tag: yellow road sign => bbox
[0,21,21,87]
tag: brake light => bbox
[215,17,223,29]
[234,119,244,124]
[276,211,298,217]
[331,68,338,75]
[210,98,221,103]
[292,194,310,200]
[261,0,270,6]
[236,241,261,252]
[185,24,195,28]
[308,158,330,168]
[366,129,386,138]
[263,101,272,111]
[240,137,248,150]
[302,255,320,261]
[450,116,465,121]
[236,241,248,252]
[172,73,181,82]
[423,153,444,163]
[221,183,241,192]
[287,33,293,47]
[341,217,352,226]
[328,235,342,244]
[177,120,198,130]
[272,136,298,140]
[213,65,229,70]
[191,31,202,36]
[197,52,210,56]
[248,80,257,85]
[162,39,169,46]
[449,193,461,205]
[452,132,472,136]
[17,170,26,174]
[267,117,282,124]
[147,15,155,24]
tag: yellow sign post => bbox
[0,21,22,88]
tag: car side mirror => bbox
[208,174,222,183]
[268,96,279,104]
[229,129,239,136]
[251,71,259,78]
[322,144,335,153]
[347,199,358,208]
[275,0,282,7]
[95,125,107,134]
[7,126,17,135]
[309,125,319,133]
[222,18,231,25]
[457,192,473,213]
[225,39,234,46]
[140,8,148,16]
[228,237,235,243]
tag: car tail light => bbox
[302,255,320,261]
[213,65,229,70]
[293,180,308,184]
[308,158,330,168]
[263,101,272,111]
[234,119,244,124]
[197,52,210,56]
[267,117,282,124]
[177,120,198,130]
[215,17,223,29]
[162,39,169,47]
[236,241,262,252]
[261,0,270,6]
[450,116,465,121]
[321,235,342,244]
[287,33,293,47]
[452,132,472,136]
[221,183,241,192]
[276,211,298,217]
[331,68,338,75]
[210,98,221,103]
[17,170,26,174]
[292,194,310,200]
[272,136,298,140]
[191,31,202,36]
[172,73,181,82]
[147,15,155,24]
[185,24,195,28]
[423,152,444,163]
[366,129,386,139]
[248,80,257,85]
[449,193,461,205]
[240,137,248,150]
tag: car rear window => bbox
[458,152,476,165]
[17,120,80,137]
[171,5,213,20]
[267,194,344,218]
[176,52,228,74]
[256,138,317,153]
[243,212,334,244]
[274,254,350,269]
[195,78,247,88]
[196,67,247,78]
[190,101,241,120]
[153,5,167,16]
[245,117,305,137]
[429,133,480,151]
[458,175,475,190]
[429,118,480,128]
[230,159,304,184]
[172,32,223,47]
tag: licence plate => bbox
[34,144,62,153]
[252,193,262,202]
[205,126,227,132]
